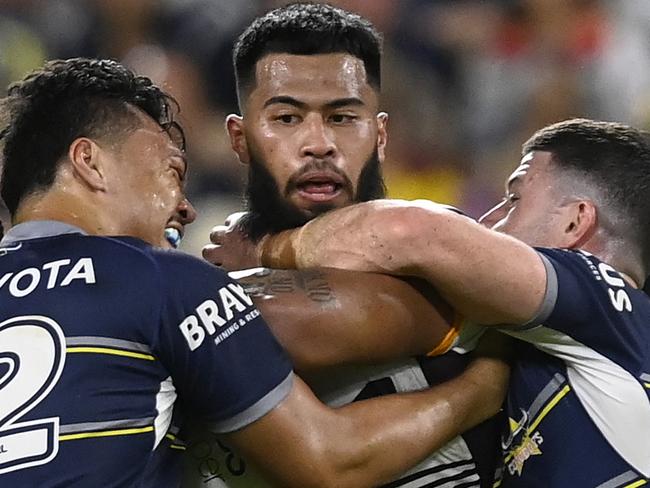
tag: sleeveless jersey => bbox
[0,221,293,487]
[496,249,650,487]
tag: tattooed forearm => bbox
[300,270,335,302]
[235,268,335,303]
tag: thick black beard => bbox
[240,148,386,242]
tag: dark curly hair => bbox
[233,2,382,110]
[0,57,183,215]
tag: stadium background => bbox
[1,0,649,255]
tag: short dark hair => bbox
[233,2,382,108]
[0,57,183,215]
[523,118,650,269]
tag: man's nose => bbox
[478,201,506,228]
[300,116,336,159]
[177,198,197,225]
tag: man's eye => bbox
[506,194,520,204]
[330,114,356,124]
[276,114,299,124]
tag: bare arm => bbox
[258,199,547,326]
[232,268,450,372]
[231,267,455,372]
[225,336,509,488]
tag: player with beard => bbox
[246,118,650,486]
[0,57,510,488]
[198,4,503,487]
[240,146,384,241]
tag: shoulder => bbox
[536,248,640,308]
[92,236,230,284]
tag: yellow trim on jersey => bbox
[492,479,502,488]
[427,313,463,356]
[59,425,154,441]
[66,346,155,361]
[644,382,650,389]
[165,432,186,450]
[625,480,647,488]
[505,385,571,463]
[528,385,571,433]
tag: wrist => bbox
[462,355,509,415]
[259,230,298,269]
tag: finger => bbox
[209,225,228,244]
[202,244,223,265]
[225,211,248,228]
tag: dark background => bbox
[1,0,648,254]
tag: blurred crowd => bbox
[2,0,650,253]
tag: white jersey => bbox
[182,323,500,488]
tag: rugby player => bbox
[199,3,503,487]
[0,57,509,488]
[251,118,650,486]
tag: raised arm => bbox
[226,335,509,488]
[231,267,455,372]
[258,199,547,326]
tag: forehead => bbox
[250,52,376,106]
[507,150,555,189]
[123,111,179,152]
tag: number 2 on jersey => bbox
[0,316,66,474]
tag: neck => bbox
[14,191,119,237]
[581,238,645,288]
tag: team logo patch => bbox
[503,409,544,477]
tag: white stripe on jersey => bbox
[504,325,650,476]
[153,376,177,449]
[396,471,479,488]
[388,435,478,487]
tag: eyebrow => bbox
[505,175,523,194]
[262,96,365,110]
[505,161,531,191]
[325,97,365,109]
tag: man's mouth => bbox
[294,172,345,203]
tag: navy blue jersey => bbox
[0,221,293,487]
[496,249,650,487]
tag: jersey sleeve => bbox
[504,248,645,372]
[150,250,293,433]
[518,249,613,333]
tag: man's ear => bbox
[226,114,250,165]
[564,199,598,248]
[376,112,389,163]
[68,138,107,191]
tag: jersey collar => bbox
[1,220,87,246]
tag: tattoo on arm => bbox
[237,269,336,304]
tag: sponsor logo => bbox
[0,258,96,298]
[578,251,632,312]
[178,283,258,351]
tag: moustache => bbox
[284,160,354,197]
